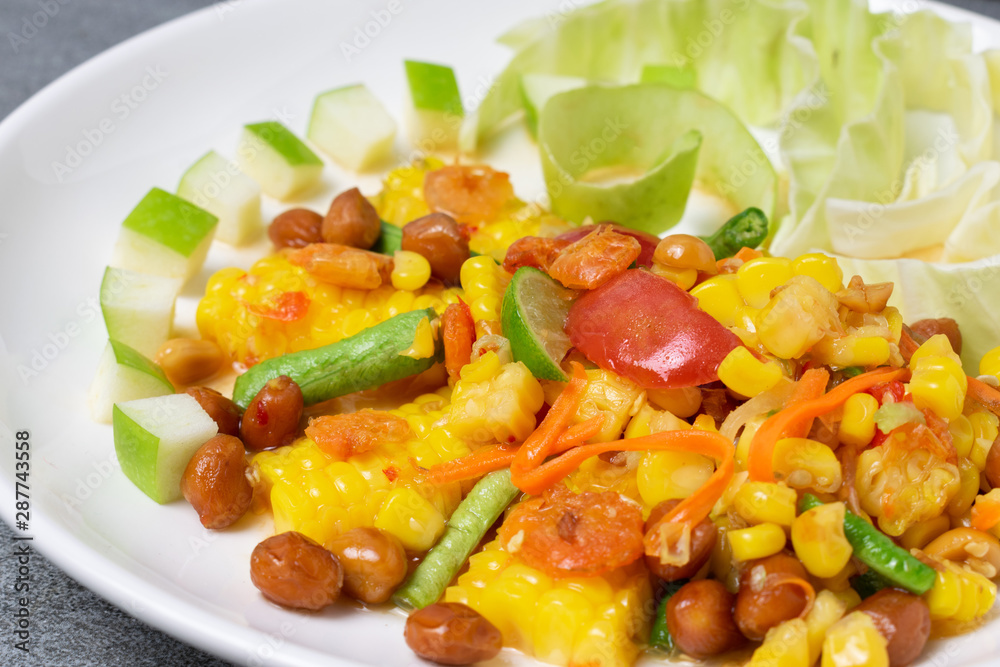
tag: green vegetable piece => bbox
[842,366,865,379]
[699,208,769,260]
[851,569,890,600]
[649,579,687,652]
[501,267,575,382]
[539,85,777,235]
[232,308,441,409]
[640,64,696,89]
[371,220,404,255]
[800,494,936,595]
[393,469,520,611]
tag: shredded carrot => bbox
[512,429,734,531]
[971,496,1000,532]
[748,367,908,483]
[784,368,831,439]
[511,362,588,478]
[734,247,763,263]
[968,376,1000,418]
[551,414,605,453]
[422,445,517,485]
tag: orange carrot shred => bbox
[971,497,1000,532]
[422,445,518,485]
[511,362,589,479]
[968,376,1000,419]
[747,366,908,483]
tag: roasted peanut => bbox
[401,213,469,285]
[185,386,242,437]
[666,579,745,658]
[644,499,717,581]
[654,234,717,273]
[155,338,224,386]
[268,208,324,249]
[856,589,931,667]
[985,436,1000,489]
[404,602,503,665]
[325,527,407,604]
[240,375,303,451]
[322,187,381,249]
[181,434,253,529]
[250,532,343,610]
[910,317,963,355]
[734,553,811,640]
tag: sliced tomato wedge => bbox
[556,223,658,268]
[565,269,740,388]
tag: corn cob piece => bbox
[197,253,460,365]
[922,554,997,623]
[445,539,653,667]
[459,256,510,337]
[448,351,544,444]
[253,388,470,552]
[371,157,444,226]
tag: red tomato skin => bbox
[565,269,741,388]
[557,224,658,268]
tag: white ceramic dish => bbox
[2,0,1000,665]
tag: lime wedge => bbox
[501,267,575,381]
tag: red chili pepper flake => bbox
[383,466,400,483]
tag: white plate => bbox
[1,1,1000,666]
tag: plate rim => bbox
[3,1,1000,666]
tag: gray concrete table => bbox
[2,0,1000,665]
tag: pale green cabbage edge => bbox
[463,0,1000,369]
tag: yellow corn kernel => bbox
[923,555,997,622]
[909,355,968,421]
[737,257,795,309]
[373,487,445,552]
[733,481,798,527]
[948,459,981,517]
[693,413,718,432]
[391,250,431,291]
[900,513,951,550]
[980,344,1000,378]
[450,356,544,444]
[805,590,849,664]
[757,276,841,360]
[650,263,698,290]
[910,333,963,367]
[575,369,645,442]
[839,393,879,449]
[718,346,784,398]
[792,253,844,294]
[821,612,889,667]
[882,307,903,344]
[690,274,744,327]
[969,411,999,471]
[949,414,974,459]
[645,386,702,418]
[638,450,715,507]
[811,335,891,368]
[729,523,787,562]
[736,416,765,471]
[399,316,436,359]
[447,540,651,667]
[748,618,810,667]
[772,437,842,493]
[623,403,655,439]
[792,502,853,578]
